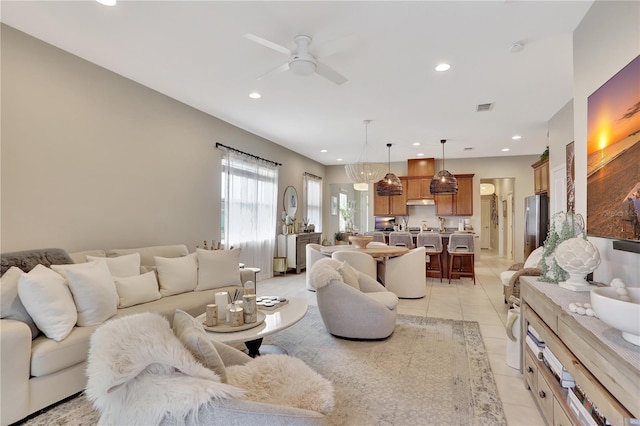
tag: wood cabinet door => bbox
[373,189,389,215]
[455,176,473,216]
[420,179,434,199]
[540,161,549,193]
[435,194,455,215]
[406,179,423,199]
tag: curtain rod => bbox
[304,172,323,180]
[216,143,282,167]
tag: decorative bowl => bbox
[590,287,640,346]
[348,235,374,249]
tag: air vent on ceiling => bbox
[463,147,474,151]
[476,103,494,112]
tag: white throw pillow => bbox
[196,248,241,291]
[114,271,162,308]
[154,253,198,296]
[524,246,544,269]
[17,264,77,341]
[65,261,118,326]
[86,252,140,277]
[337,261,360,290]
[0,266,40,338]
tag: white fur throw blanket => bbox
[86,313,244,425]
[308,258,343,290]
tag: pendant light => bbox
[376,143,403,196]
[345,120,387,191]
[430,139,458,195]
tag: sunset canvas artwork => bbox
[587,55,640,241]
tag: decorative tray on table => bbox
[202,311,266,333]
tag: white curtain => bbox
[222,151,279,280]
[303,173,322,232]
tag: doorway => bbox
[480,178,515,260]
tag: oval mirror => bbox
[283,186,298,219]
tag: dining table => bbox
[319,245,409,258]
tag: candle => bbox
[243,294,257,323]
[214,292,228,321]
[205,304,217,327]
[228,306,244,327]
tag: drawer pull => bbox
[538,390,546,398]
[526,366,533,373]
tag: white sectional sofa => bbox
[0,244,255,425]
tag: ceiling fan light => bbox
[289,59,316,76]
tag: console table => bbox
[520,276,639,425]
[277,232,321,273]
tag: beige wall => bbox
[572,1,640,284]
[1,25,325,254]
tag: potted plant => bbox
[334,232,346,245]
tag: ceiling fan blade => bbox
[314,34,359,59]
[256,62,290,80]
[243,33,290,55]
[315,61,348,85]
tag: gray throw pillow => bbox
[0,266,40,338]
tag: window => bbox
[303,172,322,232]
[221,151,279,279]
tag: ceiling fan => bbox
[243,33,348,85]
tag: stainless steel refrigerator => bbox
[524,194,549,259]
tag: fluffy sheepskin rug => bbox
[226,354,335,415]
[308,258,342,290]
[86,313,245,425]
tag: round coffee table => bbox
[197,297,307,357]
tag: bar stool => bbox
[447,233,475,285]
[364,231,386,244]
[388,231,414,249]
[417,232,443,282]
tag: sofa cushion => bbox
[173,309,227,382]
[336,261,360,290]
[364,291,399,310]
[64,261,118,326]
[68,249,106,264]
[86,253,141,277]
[114,271,162,308]
[155,253,198,296]
[30,324,97,377]
[18,264,77,341]
[500,270,516,287]
[196,248,241,291]
[0,266,39,338]
[106,245,189,267]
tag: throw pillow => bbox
[195,248,241,291]
[113,271,162,308]
[226,354,335,415]
[154,253,198,296]
[172,309,227,382]
[17,264,77,341]
[64,261,119,326]
[524,246,544,269]
[86,252,140,277]
[337,261,360,290]
[0,266,40,338]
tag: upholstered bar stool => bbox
[365,231,386,244]
[417,232,443,282]
[447,233,475,285]
[388,231,414,249]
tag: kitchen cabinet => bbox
[373,177,408,216]
[277,232,322,274]
[407,158,435,177]
[434,174,474,216]
[520,277,638,425]
[406,177,434,200]
[532,158,549,194]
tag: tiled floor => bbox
[257,249,546,426]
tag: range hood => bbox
[406,198,435,206]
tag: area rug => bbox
[21,308,506,425]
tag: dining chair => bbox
[364,231,386,244]
[447,233,475,284]
[416,232,443,282]
[388,231,414,249]
[382,247,427,298]
[331,251,377,280]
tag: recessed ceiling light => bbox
[320,149,327,153]
[511,135,522,140]
[413,142,421,146]
[501,148,510,152]
[249,92,261,99]
[417,153,424,157]
[336,158,343,162]
[96,0,116,5]
[435,63,451,72]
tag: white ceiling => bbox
[1,1,593,165]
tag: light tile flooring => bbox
[257,249,546,426]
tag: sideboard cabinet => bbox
[277,233,322,274]
[520,276,638,425]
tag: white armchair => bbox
[309,258,398,339]
[381,247,427,299]
[305,243,325,291]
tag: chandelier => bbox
[430,139,458,195]
[376,143,403,196]
[344,120,387,191]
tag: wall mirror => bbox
[284,186,298,219]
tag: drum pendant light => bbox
[430,139,458,195]
[376,143,403,196]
